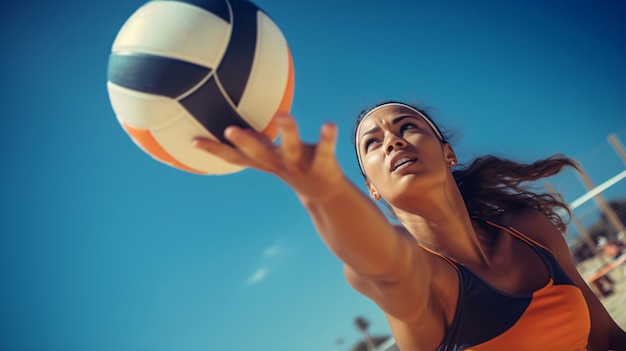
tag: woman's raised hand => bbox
[193,114,346,203]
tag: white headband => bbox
[355,102,443,174]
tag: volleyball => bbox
[107,0,295,175]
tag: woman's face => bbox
[602,243,620,257]
[356,105,455,203]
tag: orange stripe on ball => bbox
[121,122,205,174]
[262,45,295,141]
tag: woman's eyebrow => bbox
[392,115,420,125]
[361,126,380,139]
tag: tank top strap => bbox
[472,216,552,254]
[418,244,459,271]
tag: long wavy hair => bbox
[352,101,578,233]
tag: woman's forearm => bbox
[298,177,407,279]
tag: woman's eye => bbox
[364,138,379,150]
[400,122,417,133]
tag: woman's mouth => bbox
[391,157,416,171]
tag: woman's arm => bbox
[513,209,626,351]
[194,115,461,346]
[193,114,433,284]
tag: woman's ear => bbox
[365,180,380,200]
[443,143,457,167]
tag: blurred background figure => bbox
[591,235,626,298]
[598,235,626,278]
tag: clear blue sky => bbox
[1,1,625,351]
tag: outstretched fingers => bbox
[192,136,249,166]
[193,116,339,181]
[314,122,338,165]
[277,114,303,166]
[222,126,280,170]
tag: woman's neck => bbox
[393,185,492,268]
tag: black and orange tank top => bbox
[429,220,591,351]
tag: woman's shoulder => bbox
[343,224,459,323]
[493,207,549,225]
[490,208,565,256]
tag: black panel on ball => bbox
[108,52,212,98]
[153,0,231,23]
[179,76,252,145]
[216,1,259,106]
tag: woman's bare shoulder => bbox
[493,208,563,255]
[344,224,458,322]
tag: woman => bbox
[193,101,626,350]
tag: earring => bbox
[372,193,380,200]
[450,160,456,166]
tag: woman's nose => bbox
[385,137,406,154]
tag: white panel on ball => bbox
[150,112,245,175]
[111,1,231,69]
[107,82,186,129]
[237,11,289,131]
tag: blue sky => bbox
[1,1,625,350]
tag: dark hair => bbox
[353,101,577,233]
[453,155,577,233]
